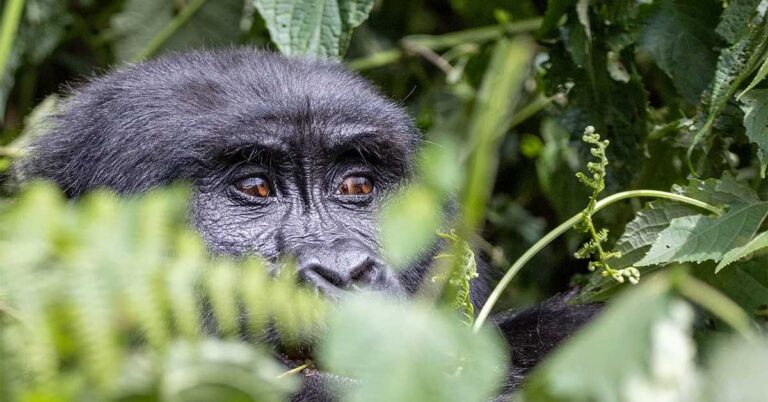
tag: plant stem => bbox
[276,361,312,379]
[0,0,26,82]
[504,94,552,132]
[347,18,542,71]
[0,146,22,158]
[472,190,721,333]
[131,0,209,62]
[675,275,756,341]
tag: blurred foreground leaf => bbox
[162,339,296,402]
[703,337,768,402]
[379,184,441,269]
[526,275,699,402]
[0,183,317,400]
[320,294,507,402]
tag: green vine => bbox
[573,127,640,284]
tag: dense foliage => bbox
[1,0,767,401]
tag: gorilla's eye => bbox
[338,175,373,196]
[234,176,272,198]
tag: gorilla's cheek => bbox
[189,190,281,258]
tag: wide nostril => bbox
[349,258,378,287]
[304,264,348,289]
[299,257,379,292]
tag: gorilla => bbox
[16,49,599,401]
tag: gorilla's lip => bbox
[274,349,360,393]
[274,348,315,369]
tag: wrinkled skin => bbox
[17,49,599,401]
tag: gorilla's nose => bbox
[296,246,384,296]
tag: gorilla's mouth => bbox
[275,344,317,369]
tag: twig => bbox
[131,0,209,62]
[276,361,312,379]
[347,18,542,71]
[401,41,454,75]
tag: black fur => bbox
[16,48,599,401]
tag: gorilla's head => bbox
[18,49,459,302]
[17,49,602,400]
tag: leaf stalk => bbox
[473,190,721,333]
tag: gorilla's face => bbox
[190,120,411,298]
[20,50,424,299]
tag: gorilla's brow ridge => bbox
[326,128,408,161]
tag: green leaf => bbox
[526,275,698,402]
[163,339,297,402]
[739,89,768,177]
[695,259,768,320]
[715,0,762,44]
[320,295,506,402]
[538,0,578,38]
[0,184,326,399]
[462,37,534,228]
[635,202,768,267]
[739,54,768,96]
[0,0,70,112]
[379,185,442,269]
[252,0,375,57]
[703,337,768,402]
[536,118,590,220]
[543,28,649,185]
[690,2,768,156]
[418,140,463,195]
[675,174,761,206]
[639,0,720,102]
[111,0,243,62]
[716,230,768,271]
[609,202,700,269]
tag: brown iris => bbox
[338,176,373,196]
[235,176,271,197]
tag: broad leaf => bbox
[696,259,768,320]
[609,202,700,269]
[578,175,762,302]
[715,0,762,44]
[675,174,761,206]
[0,0,70,112]
[692,1,768,151]
[320,295,506,402]
[525,276,698,402]
[379,185,442,269]
[111,0,243,62]
[740,54,768,95]
[635,202,768,266]
[739,89,768,177]
[538,0,578,37]
[609,174,762,270]
[639,0,720,102]
[543,17,649,185]
[716,231,768,271]
[703,337,768,402]
[162,339,296,402]
[253,0,375,57]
